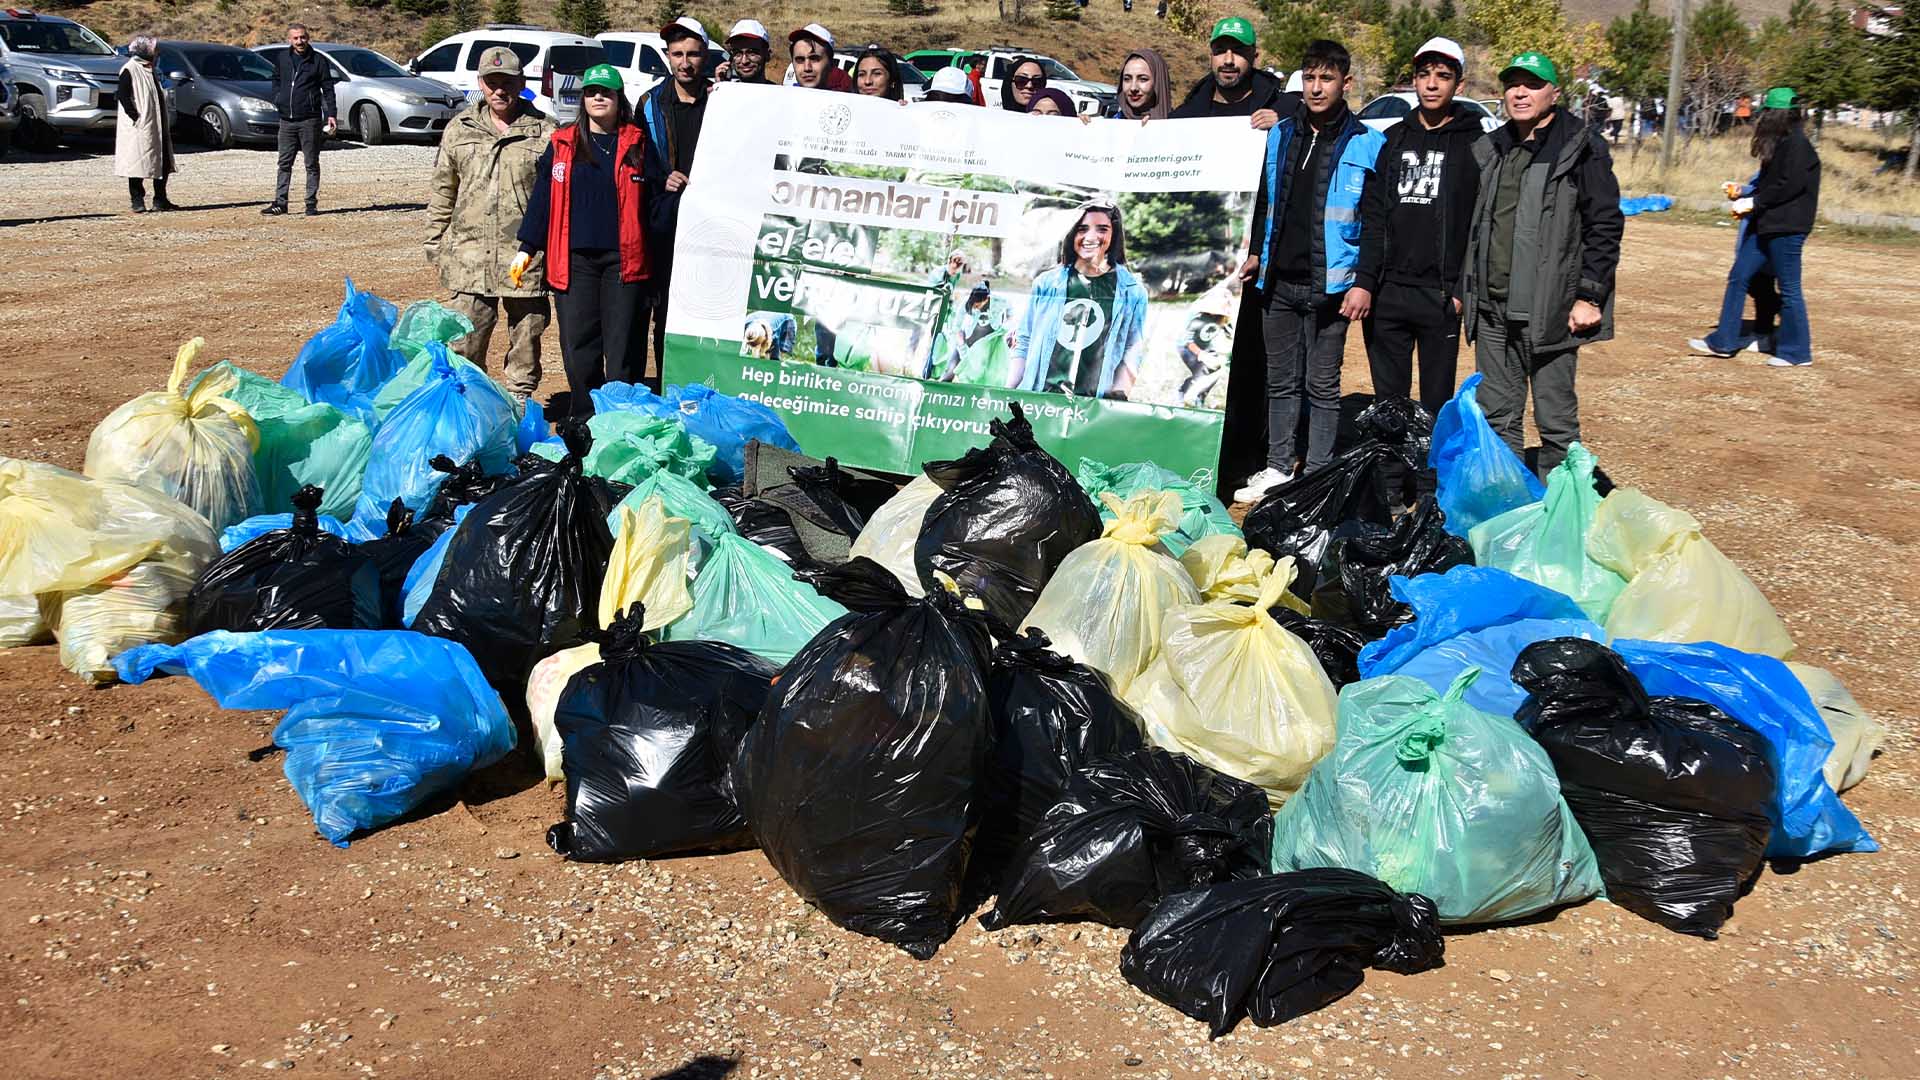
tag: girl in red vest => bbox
[514,64,652,412]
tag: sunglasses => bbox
[1011,74,1046,88]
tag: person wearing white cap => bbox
[719,19,774,84]
[788,23,850,92]
[1350,35,1485,504]
[635,15,712,382]
[921,66,977,105]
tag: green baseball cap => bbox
[1762,86,1797,110]
[1210,16,1257,48]
[1500,51,1559,86]
[581,63,624,93]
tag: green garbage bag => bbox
[605,469,736,556]
[190,361,371,521]
[658,533,846,665]
[389,300,475,364]
[580,412,717,487]
[1270,669,1603,926]
[1468,443,1625,622]
[1075,458,1240,558]
[370,350,505,426]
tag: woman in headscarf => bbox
[1000,56,1047,112]
[1112,48,1171,121]
[114,33,176,213]
[1026,88,1076,117]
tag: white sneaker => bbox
[1688,337,1736,357]
[1745,334,1776,354]
[1233,466,1295,504]
[1765,356,1810,367]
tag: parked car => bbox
[0,49,20,156]
[595,31,724,107]
[154,41,280,148]
[409,24,605,125]
[0,8,123,150]
[1357,91,1500,134]
[904,48,1112,114]
[254,41,463,144]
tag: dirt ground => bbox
[1,140,1916,1080]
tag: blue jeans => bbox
[1707,230,1810,363]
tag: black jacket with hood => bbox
[1748,126,1819,238]
[1353,101,1486,303]
[1171,68,1297,119]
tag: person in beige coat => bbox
[113,35,176,214]
[425,46,554,402]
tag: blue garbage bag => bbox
[352,344,518,527]
[114,630,515,846]
[1620,194,1674,216]
[515,397,560,456]
[400,504,473,628]
[221,511,349,552]
[1612,639,1877,859]
[665,383,801,486]
[282,278,405,419]
[1428,374,1544,537]
[1358,566,1604,717]
[590,380,673,417]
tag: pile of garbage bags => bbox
[0,285,1889,1039]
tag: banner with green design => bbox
[664,85,1265,480]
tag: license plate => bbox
[561,92,579,106]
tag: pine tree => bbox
[490,0,520,23]
[567,0,610,36]
[1264,1,1338,71]
[1046,0,1082,21]
[1869,4,1920,180]
[1386,0,1444,84]
[1434,0,1458,34]
[448,0,482,31]
[1605,0,1671,114]
[1783,5,1872,139]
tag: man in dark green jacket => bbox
[1460,52,1623,477]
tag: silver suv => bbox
[0,9,123,149]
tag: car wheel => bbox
[15,92,57,152]
[354,101,386,145]
[200,104,232,150]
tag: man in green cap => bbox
[1172,16,1297,127]
[1459,50,1623,478]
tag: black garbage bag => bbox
[413,422,623,691]
[1120,867,1446,1039]
[978,629,1145,867]
[1309,496,1473,632]
[732,557,995,959]
[1353,395,1434,463]
[1270,609,1368,688]
[1511,638,1776,939]
[915,402,1101,629]
[1241,501,1332,603]
[421,453,517,524]
[1242,440,1403,536]
[736,452,896,567]
[185,485,382,635]
[545,605,779,862]
[711,486,818,570]
[353,499,447,628]
[980,746,1274,931]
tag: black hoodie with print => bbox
[1352,100,1485,303]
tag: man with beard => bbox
[1172,16,1296,129]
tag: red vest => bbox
[546,123,649,291]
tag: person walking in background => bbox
[1000,56,1049,112]
[114,34,176,214]
[638,17,713,383]
[262,23,336,217]
[717,20,774,84]
[1460,51,1623,477]
[1171,17,1293,128]
[425,46,554,406]
[515,64,651,410]
[1231,40,1385,503]
[788,24,851,92]
[853,45,905,102]
[1112,48,1171,121]
[1689,87,1820,368]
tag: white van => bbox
[595,31,725,108]
[409,24,606,125]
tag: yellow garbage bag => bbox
[1786,662,1886,794]
[83,338,261,532]
[1126,558,1339,808]
[1586,487,1794,658]
[0,594,55,647]
[1178,533,1311,614]
[58,559,202,683]
[848,474,943,598]
[528,498,695,783]
[1019,490,1201,696]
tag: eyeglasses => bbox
[1011,74,1046,88]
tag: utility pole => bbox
[1661,0,1689,174]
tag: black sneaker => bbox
[304,205,319,217]
[152,199,180,212]
[261,203,287,216]
[129,202,148,215]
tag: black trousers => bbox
[554,249,644,416]
[632,262,670,393]
[1362,282,1461,502]
[273,118,323,209]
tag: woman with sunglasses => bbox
[854,44,905,102]
[515,63,652,410]
[1000,57,1048,111]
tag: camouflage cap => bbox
[476,46,524,77]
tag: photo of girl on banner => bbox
[1009,202,1150,401]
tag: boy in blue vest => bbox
[1232,40,1386,504]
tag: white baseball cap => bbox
[929,66,969,95]
[660,16,709,47]
[789,22,835,51]
[1413,36,1466,73]
[726,19,769,45]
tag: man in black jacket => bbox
[263,23,337,217]
[1171,16,1296,128]
[638,17,712,382]
[1460,52,1623,477]
[1352,37,1482,424]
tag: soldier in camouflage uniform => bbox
[425,45,554,402]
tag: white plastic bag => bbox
[848,474,942,597]
[527,643,603,783]
[1785,662,1885,794]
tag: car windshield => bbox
[547,44,607,75]
[1036,57,1079,81]
[1359,96,1413,120]
[0,19,114,56]
[187,47,276,82]
[329,46,410,79]
[1460,98,1493,119]
[601,40,635,67]
[898,64,928,86]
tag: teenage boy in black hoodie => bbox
[1353,37,1483,424]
